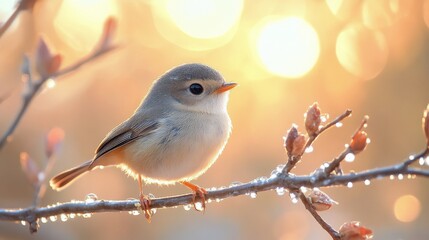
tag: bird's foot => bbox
[180,181,207,212]
[139,193,152,222]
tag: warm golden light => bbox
[336,23,388,80]
[394,195,421,223]
[255,17,320,78]
[424,0,429,29]
[53,0,118,52]
[325,0,361,21]
[0,1,19,31]
[166,0,243,39]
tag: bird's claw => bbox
[139,193,152,222]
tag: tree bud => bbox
[305,102,321,136]
[307,188,338,211]
[350,131,368,153]
[339,221,373,240]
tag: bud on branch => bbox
[284,125,306,157]
[305,102,322,136]
[339,221,373,240]
[35,37,62,78]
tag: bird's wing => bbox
[93,117,159,161]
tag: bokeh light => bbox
[336,23,388,80]
[166,0,243,39]
[325,0,361,21]
[362,0,414,30]
[394,195,421,223]
[255,17,320,78]
[53,0,118,52]
[0,0,19,32]
[152,0,242,51]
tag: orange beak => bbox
[215,82,238,94]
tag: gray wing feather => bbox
[93,117,159,160]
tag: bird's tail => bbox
[50,160,92,191]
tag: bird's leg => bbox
[180,181,207,212]
[138,174,152,222]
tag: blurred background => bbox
[0,0,429,239]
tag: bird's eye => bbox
[189,83,204,95]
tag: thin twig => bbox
[0,0,37,38]
[0,47,115,150]
[298,191,341,239]
[283,109,352,173]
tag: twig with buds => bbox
[0,17,117,150]
[1,103,429,239]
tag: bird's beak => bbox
[215,82,238,94]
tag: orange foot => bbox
[139,193,152,222]
[138,175,152,222]
[180,181,207,212]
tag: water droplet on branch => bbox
[183,204,192,211]
[250,192,257,199]
[85,193,98,203]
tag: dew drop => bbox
[276,187,285,196]
[195,202,204,211]
[41,217,48,223]
[390,175,395,180]
[129,210,140,216]
[276,164,286,172]
[45,78,56,89]
[183,204,192,211]
[82,213,92,218]
[60,214,68,222]
[425,157,429,165]
[363,123,368,128]
[85,193,98,203]
[229,181,241,187]
[345,153,355,162]
[364,179,371,186]
[419,158,425,166]
[249,192,258,198]
[249,192,257,199]
[366,138,371,144]
[321,115,329,123]
[21,220,26,226]
[289,193,298,204]
[335,122,343,128]
[215,198,222,203]
[409,155,415,160]
[69,213,76,219]
[347,182,353,188]
[305,146,314,153]
[150,208,157,215]
[49,215,57,222]
[398,174,404,180]
[300,187,309,193]
[257,177,267,183]
[344,144,350,148]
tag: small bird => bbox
[50,63,236,221]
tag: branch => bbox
[298,191,341,239]
[0,17,117,150]
[283,107,352,173]
[0,0,38,38]
[1,157,428,233]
